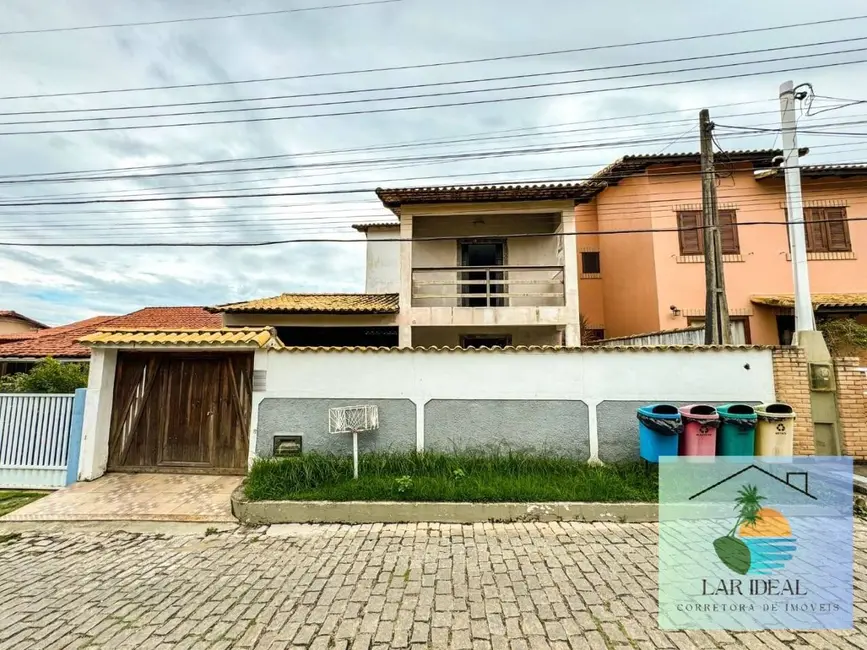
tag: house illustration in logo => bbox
[689,465,816,576]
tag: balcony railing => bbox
[412,265,565,307]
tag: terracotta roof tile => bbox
[376,149,801,214]
[351,222,400,231]
[271,344,772,353]
[81,327,277,348]
[751,293,867,309]
[0,307,221,359]
[211,293,399,314]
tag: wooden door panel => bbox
[109,352,252,472]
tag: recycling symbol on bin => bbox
[776,423,787,433]
[699,425,709,435]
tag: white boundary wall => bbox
[251,347,776,463]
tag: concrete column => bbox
[398,215,413,348]
[248,349,270,467]
[78,347,118,481]
[561,210,581,346]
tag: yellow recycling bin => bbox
[754,403,796,456]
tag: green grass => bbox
[245,451,657,503]
[0,490,48,517]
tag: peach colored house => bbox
[574,152,867,345]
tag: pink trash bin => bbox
[678,404,720,456]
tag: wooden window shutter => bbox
[677,211,703,255]
[824,207,851,252]
[718,210,740,254]
[804,208,827,252]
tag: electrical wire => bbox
[4,57,867,137]
[0,101,779,182]
[4,13,866,100]
[9,173,867,232]
[4,37,864,119]
[0,0,403,36]
[2,215,865,247]
[6,45,867,128]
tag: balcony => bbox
[412,265,565,308]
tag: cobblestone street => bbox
[0,521,865,649]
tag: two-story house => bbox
[209,185,585,347]
[573,151,867,345]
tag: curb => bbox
[231,487,658,525]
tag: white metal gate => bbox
[0,394,75,489]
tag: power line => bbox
[3,215,866,247]
[4,56,865,137]
[0,100,776,181]
[7,125,864,206]
[4,38,863,119]
[0,128,793,187]
[9,170,867,232]
[0,0,402,37]
[3,13,865,100]
[6,45,867,128]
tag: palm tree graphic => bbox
[713,484,766,575]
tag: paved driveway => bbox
[0,473,241,523]
[0,521,864,649]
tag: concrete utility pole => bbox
[779,80,816,334]
[699,109,732,344]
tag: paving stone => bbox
[0,521,861,650]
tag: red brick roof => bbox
[0,307,221,359]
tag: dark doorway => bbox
[276,326,398,347]
[459,240,505,307]
[461,334,512,349]
[776,315,795,345]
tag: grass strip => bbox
[245,451,657,502]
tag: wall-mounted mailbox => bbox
[273,434,302,457]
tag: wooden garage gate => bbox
[108,351,252,473]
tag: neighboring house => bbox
[0,307,220,377]
[573,152,867,344]
[209,185,583,348]
[0,310,47,337]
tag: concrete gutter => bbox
[231,487,658,525]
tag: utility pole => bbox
[699,108,732,344]
[779,80,815,334]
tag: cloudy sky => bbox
[1,0,866,325]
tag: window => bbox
[585,329,605,343]
[581,251,601,275]
[677,210,740,255]
[460,334,512,349]
[803,207,851,253]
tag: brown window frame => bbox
[803,206,852,253]
[676,210,740,255]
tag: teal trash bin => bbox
[716,404,757,456]
[637,404,681,462]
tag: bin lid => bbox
[678,404,719,420]
[756,403,795,419]
[717,403,757,419]
[637,404,680,419]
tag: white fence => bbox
[597,321,747,347]
[0,394,75,489]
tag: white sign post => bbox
[328,405,379,480]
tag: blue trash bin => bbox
[637,404,681,462]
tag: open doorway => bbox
[459,239,505,307]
